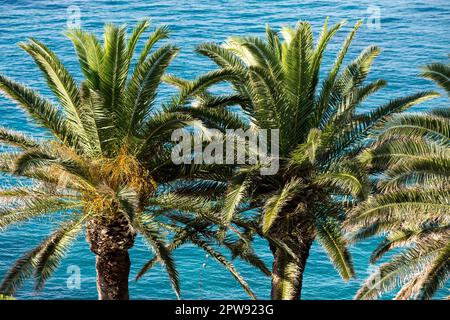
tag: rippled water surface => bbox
[0,0,448,299]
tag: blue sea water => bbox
[0,0,448,300]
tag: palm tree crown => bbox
[0,20,266,299]
[180,19,438,299]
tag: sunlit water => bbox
[0,0,448,299]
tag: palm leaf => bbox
[315,217,354,280]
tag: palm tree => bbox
[345,59,449,300]
[0,20,267,300]
[173,19,438,299]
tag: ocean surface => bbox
[0,0,448,300]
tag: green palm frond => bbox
[124,19,150,71]
[168,104,247,131]
[274,252,302,300]
[335,45,380,94]
[0,127,39,149]
[125,45,179,135]
[0,75,85,152]
[191,19,441,299]
[99,23,128,132]
[347,188,450,230]
[349,57,450,299]
[135,227,191,282]
[380,112,450,147]
[196,42,247,70]
[262,178,302,234]
[355,237,447,300]
[315,217,354,280]
[66,29,103,88]
[0,198,81,230]
[0,20,269,299]
[370,230,416,263]
[319,44,381,128]
[359,137,448,171]
[364,92,439,130]
[148,193,222,226]
[222,177,250,223]
[0,214,84,294]
[323,79,387,130]
[221,237,271,276]
[0,185,79,201]
[315,164,369,201]
[169,179,228,198]
[169,68,240,108]
[13,149,90,182]
[0,244,44,296]
[367,227,449,263]
[34,214,85,291]
[418,241,450,300]
[421,61,450,95]
[308,19,345,99]
[290,128,322,167]
[316,20,362,120]
[188,235,257,300]
[133,214,180,299]
[78,82,102,154]
[430,107,450,119]
[19,39,88,150]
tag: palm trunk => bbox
[85,214,136,300]
[95,250,131,300]
[270,230,314,300]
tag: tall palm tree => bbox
[173,19,438,299]
[0,20,267,300]
[346,59,449,300]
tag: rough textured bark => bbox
[95,251,131,300]
[85,214,136,300]
[270,229,314,300]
